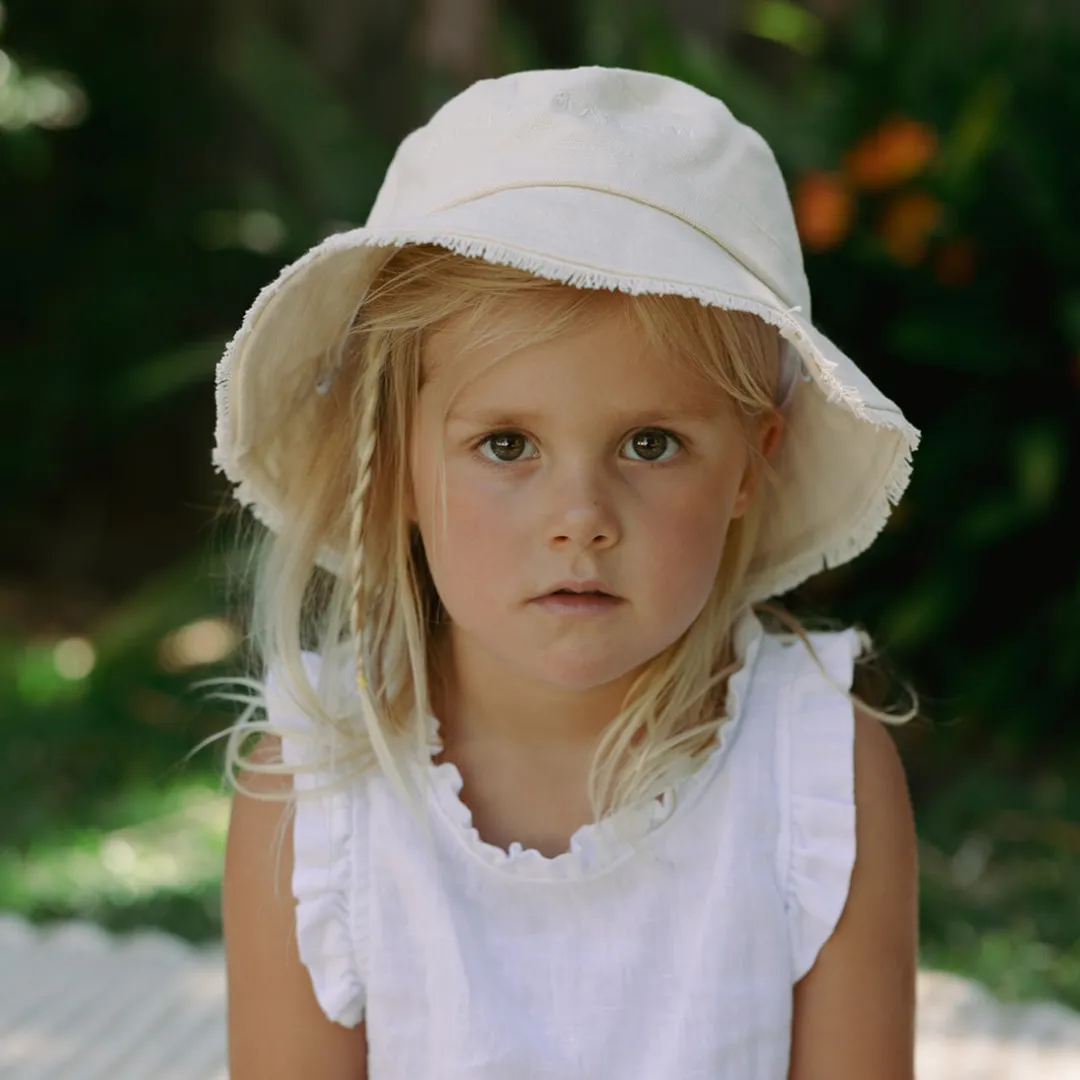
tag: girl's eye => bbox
[477,432,538,463]
[623,428,682,463]
[475,428,682,464]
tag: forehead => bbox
[422,298,728,415]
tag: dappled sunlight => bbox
[158,618,240,673]
[195,208,287,254]
[0,50,88,132]
[53,636,96,680]
[0,782,229,914]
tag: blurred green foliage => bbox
[1,0,1078,1006]
[0,776,226,942]
[918,768,1080,1009]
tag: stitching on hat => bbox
[425,181,800,310]
[407,105,786,251]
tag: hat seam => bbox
[416,180,796,304]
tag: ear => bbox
[732,409,785,519]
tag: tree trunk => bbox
[415,0,497,83]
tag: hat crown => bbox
[367,66,811,314]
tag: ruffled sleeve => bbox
[268,651,366,1027]
[776,629,862,981]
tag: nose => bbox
[546,468,621,552]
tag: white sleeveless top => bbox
[273,614,860,1080]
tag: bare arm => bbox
[224,735,368,1080]
[789,710,918,1080]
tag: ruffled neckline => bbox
[423,609,766,881]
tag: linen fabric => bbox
[274,613,862,1079]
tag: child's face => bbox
[408,304,781,696]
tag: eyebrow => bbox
[446,404,720,428]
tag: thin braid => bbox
[339,328,427,813]
[348,332,386,684]
[346,331,429,813]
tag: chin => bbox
[523,650,655,694]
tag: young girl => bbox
[216,66,919,1079]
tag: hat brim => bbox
[214,185,918,601]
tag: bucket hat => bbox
[213,65,918,601]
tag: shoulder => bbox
[224,742,369,1077]
[788,706,917,1079]
[848,705,918,973]
[852,707,914,860]
[771,626,917,969]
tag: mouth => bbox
[531,582,624,614]
[536,580,620,600]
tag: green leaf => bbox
[112,338,226,411]
[939,76,1011,193]
[221,21,389,222]
[743,0,825,58]
[886,312,1018,374]
[15,644,88,707]
[1014,425,1063,513]
[882,576,956,648]
[960,494,1028,546]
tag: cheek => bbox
[414,464,523,609]
[640,474,741,601]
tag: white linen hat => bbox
[213,65,919,602]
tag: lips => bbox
[538,580,619,599]
[532,591,623,615]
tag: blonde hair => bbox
[214,244,911,821]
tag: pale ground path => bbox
[2,916,1080,1079]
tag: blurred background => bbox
[1,0,1078,1012]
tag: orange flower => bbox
[878,191,944,265]
[793,171,853,252]
[934,238,977,287]
[844,116,938,191]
